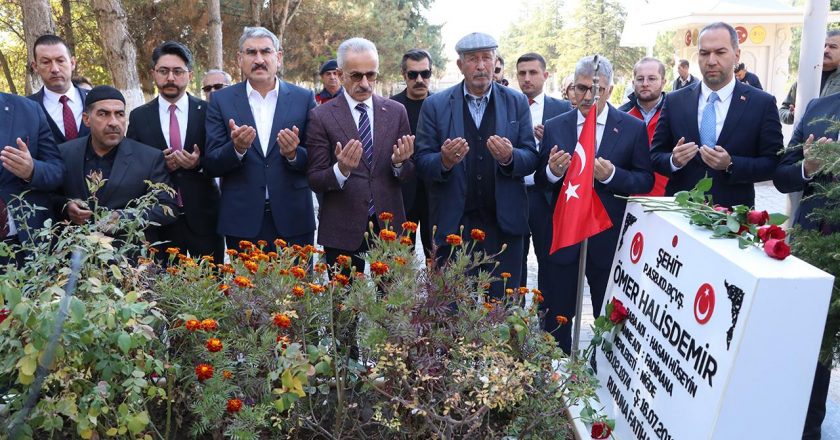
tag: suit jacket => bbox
[414,81,539,240]
[28,86,90,144]
[779,70,840,125]
[739,71,763,90]
[672,74,698,91]
[57,136,178,236]
[0,92,65,241]
[307,94,414,250]
[126,94,220,235]
[203,80,316,238]
[773,94,840,230]
[650,80,782,207]
[535,105,654,267]
[533,95,574,205]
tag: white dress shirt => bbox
[546,104,615,184]
[671,77,736,171]
[158,93,189,149]
[333,90,375,188]
[43,86,83,137]
[525,92,545,186]
[246,79,280,157]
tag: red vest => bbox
[628,105,667,197]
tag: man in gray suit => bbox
[306,38,414,272]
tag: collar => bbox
[44,85,81,104]
[85,135,120,159]
[158,93,189,114]
[463,82,492,101]
[638,94,664,114]
[700,76,736,103]
[246,77,279,98]
[320,87,342,98]
[530,92,545,107]
[343,89,374,110]
[577,104,609,126]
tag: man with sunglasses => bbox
[391,48,434,257]
[204,27,317,253]
[415,32,538,296]
[494,55,509,87]
[126,41,223,261]
[307,37,414,272]
[201,69,232,101]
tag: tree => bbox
[21,0,55,94]
[91,0,144,111]
[207,0,223,69]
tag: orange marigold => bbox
[220,264,235,274]
[267,251,279,259]
[482,302,494,312]
[245,261,259,274]
[379,229,397,242]
[401,221,418,232]
[556,315,569,326]
[166,266,180,275]
[206,338,223,353]
[518,287,529,295]
[223,370,234,380]
[165,247,180,255]
[336,255,351,267]
[201,319,218,331]
[500,272,512,279]
[273,313,292,329]
[314,263,328,274]
[276,334,291,348]
[394,256,407,266]
[185,319,201,332]
[533,291,544,304]
[290,266,306,279]
[354,271,366,280]
[226,249,238,257]
[370,261,389,276]
[335,274,350,286]
[505,288,514,296]
[257,239,268,249]
[445,234,463,246]
[291,285,305,297]
[400,236,413,246]
[239,240,254,250]
[226,398,243,413]
[201,255,214,263]
[378,212,394,222]
[219,284,231,296]
[470,229,486,242]
[309,283,326,294]
[195,363,214,381]
[233,276,254,288]
[274,238,287,248]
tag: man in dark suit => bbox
[0,92,65,266]
[204,27,316,252]
[307,38,414,271]
[651,22,783,208]
[391,48,433,257]
[514,52,573,288]
[672,59,698,91]
[126,41,223,261]
[414,32,539,295]
[536,55,653,352]
[773,93,840,440]
[27,34,89,144]
[734,63,763,90]
[57,86,177,245]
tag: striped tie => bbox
[356,103,375,216]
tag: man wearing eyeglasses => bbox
[535,55,653,352]
[415,32,538,296]
[204,27,317,253]
[307,37,414,272]
[126,41,223,261]
[201,69,232,101]
[390,48,434,257]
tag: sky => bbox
[425,0,527,58]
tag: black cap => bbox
[85,85,125,108]
[319,59,338,75]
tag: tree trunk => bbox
[207,0,223,69]
[91,0,144,112]
[0,49,18,95]
[250,0,261,26]
[21,0,55,95]
[60,0,76,56]
[274,0,303,48]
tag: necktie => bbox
[529,98,535,106]
[59,95,78,140]
[168,104,184,206]
[0,197,8,239]
[355,103,375,216]
[699,92,719,149]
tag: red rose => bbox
[0,308,9,325]
[757,225,786,242]
[591,421,612,439]
[712,205,731,214]
[764,239,791,260]
[609,298,628,324]
[746,210,770,226]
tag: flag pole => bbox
[571,55,601,360]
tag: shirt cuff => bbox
[333,162,348,189]
[392,163,403,177]
[524,172,536,186]
[235,148,246,161]
[802,162,814,181]
[500,155,513,167]
[669,154,683,172]
[599,165,616,184]
[546,164,563,184]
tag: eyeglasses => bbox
[574,84,606,96]
[155,68,189,78]
[348,71,378,82]
[406,70,432,80]
[494,67,503,74]
[241,48,276,57]
[202,83,226,93]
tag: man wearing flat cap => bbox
[316,59,343,105]
[55,85,178,244]
[414,32,539,296]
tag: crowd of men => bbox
[0,21,837,438]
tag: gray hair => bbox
[337,38,379,70]
[238,26,281,52]
[574,55,614,86]
[203,69,232,84]
[458,48,497,62]
[828,29,840,39]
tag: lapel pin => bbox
[613,128,619,133]
[197,105,202,110]
[740,96,746,101]
[3,107,7,111]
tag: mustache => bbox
[472,72,490,79]
[354,85,372,93]
[103,127,122,135]
[412,83,427,89]
[251,64,268,71]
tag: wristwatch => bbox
[725,160,734,174]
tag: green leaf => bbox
[769,212,788,225]
[18,355,37,376]
[314,361,331,376]
[117,332,132,354]
[726,216,742,233]
[737,236,753,249]
[126,411,149,434]
[69,297,85,324]
[2,282,21,309]
[498,323,511,341]
[673,191,690,206]
[695,176,713,193]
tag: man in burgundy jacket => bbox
[306,37,414,272]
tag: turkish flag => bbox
[549,107,613,253]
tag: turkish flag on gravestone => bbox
[549,106,613,254]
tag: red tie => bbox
[168,104,184,206]
[0,197,8,239]
[529,98,536,106]
[59,95,78,140]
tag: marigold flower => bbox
[245,261,259,274]
[220,264,235,274]
[267,251,279,259]
[401,221,418,232]
[470,229,486,242]
[533,291,544,304]
[195,363,214,381]
[290,266,306,279]
[335,274,350,286]
[274,238,287,248]
[219,284,230,296]
[148,247,159,254]
[238,240,253,250]
[400,236,413,246]
[505,288,514,296]
[185,319,201,331]
[206,338,223,352]
[336,255,351,267]
[226,398,243,413]
[379,229,397,242]
[500,272,512,279]
[223,370,233,380]
[445,234,463,246]
[165,247,180,255]
[201,319,218,331]
[556,315,569,326]
[273,313,292,329]
[370,261,389,276]
[518,287,529,295]
[201,255,214,263]
[309,283,326,294]
[314,263,328,274]
[166,266,180,275]
[292,244,302,253]
[177,253,189,261]
[394,256,407,266]
[355,271,366,280]
[226,249,238,257]
[256,239,268,249]
[233,276,254,288]
[378,212,394,222]
[291,285,305,297]
[276,334,291,349]
[482,302,494,312]
[137,257,152,265]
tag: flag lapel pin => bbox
[740,96,746,101]
[613,127,619,133]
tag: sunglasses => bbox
[348,71,378,82]
[202,83,226,93]
[406,70,432,80]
